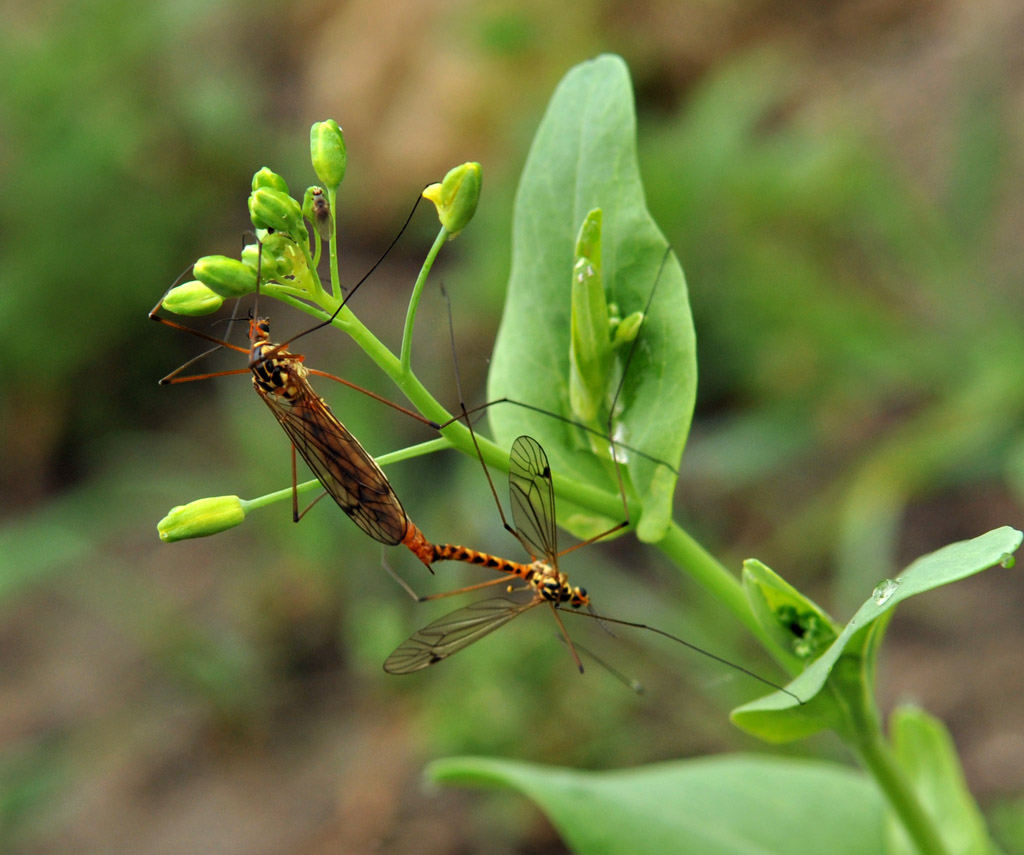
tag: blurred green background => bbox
[1,1,1023,852]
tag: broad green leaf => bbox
[487,54,695,543]
[886,705,996,855]
[733,527,1022,742]
[428,754,884,855]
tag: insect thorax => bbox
[530,563,584,607]
[250,341,308,401]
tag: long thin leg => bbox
[433,397,678,473]
[285,193,425,346]
[549,603,584,673]
[305,368,440,429]
[566,609,803,703]
[440,284,521,545]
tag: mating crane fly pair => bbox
[151,235,800,702]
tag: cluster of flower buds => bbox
[159,254,260,317]
[160,120,483,321]
[156,124,485,539]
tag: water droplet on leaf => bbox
[872,578,900,605]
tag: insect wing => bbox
[508,435,558,562]
[259,388,410,545]
[384,596,535,673]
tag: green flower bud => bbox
[241,234,311,287]
[610,309,644,349]
[248,187,308,242]
[240,242,259,271]
[569,208,611,425]
[158,495,246,542]
[575,205,601,260]
[251,166,289,195]
[310,120,347,191]
[302,186,333,241]
[161,280,224,316]
[422,162,481,238]
[240,239,282,281]
[193,255,258,298]
[266,232,313,286]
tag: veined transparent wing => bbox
[507,435,557,562]
[258,387,410,545]
[384,596,540,673]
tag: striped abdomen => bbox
[429,542,536,580]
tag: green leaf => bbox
[487,54,695,544]
[743,558,840,661]
[427,754,885,855]
[988,796,1024,853]
[732,527,1022,742]
[886,705,996,855]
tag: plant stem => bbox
[853,728,949,855]
[327,187,341,299]
[401,226,449,374]
[656,523,799,669]
[241,439,453,513]
[238,477,322,513]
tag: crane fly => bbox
[247,317,439,560]
[151,217,673,579]
[244,318,564,575]
[386,251,800,698]
[151,292,639,579]
[150,296,446,565]
[148,197,485,572]
[385,435,593,673]
[151,244,640,581]
[384,435,802,702]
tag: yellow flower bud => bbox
[422,162,481,238]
